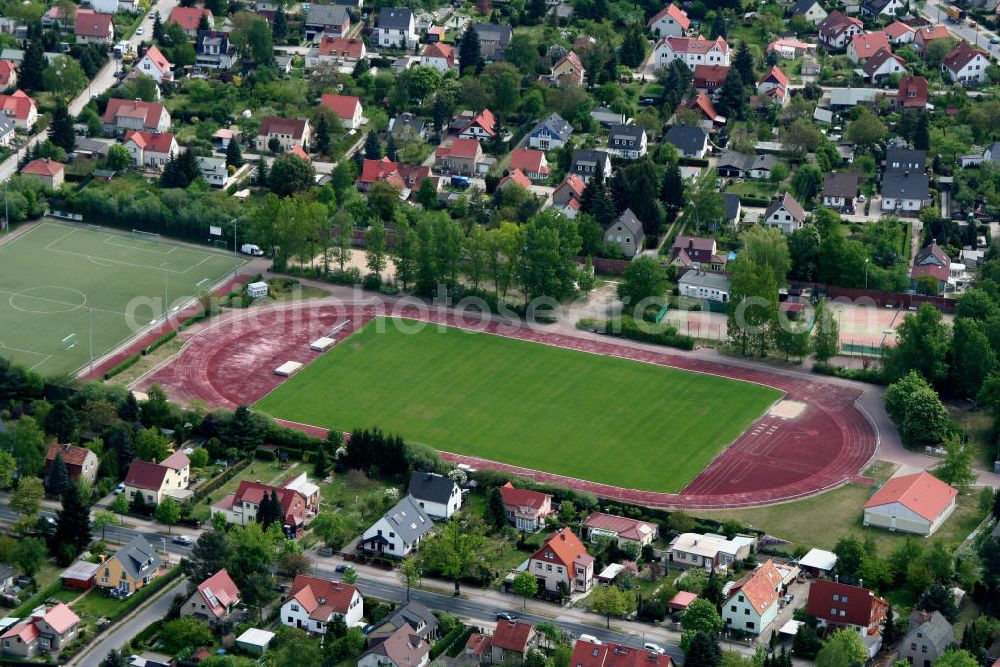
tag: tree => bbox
[727,257,778,357]
[365,221,388,281]
[485,486,507,530]
[258,490,282,531]
[816,629,867,667]
[617,257,667,313]
[46,454,69,497]
[311,512,351,550]
[314,445,330,479]
[106,144,130,171]
[619,24,646,68]
[589,585,637,628]
[883,371,952,446]
[8,416,46,477]
[793,624,822,659]
[314,115,332,156]
[136,428,171,463]
[918,582,959,622]
[269,154,315,197]
[0,451,16,490]
[834,535,865,580]
[661,163,686,212]
[20,40,46,92]
[935,650,980,667]
[792,165,824,203]
[160,616,214,654]
[733,42,754,87]
[225,139,244,168]
[846,108,888,153]
[812,298,840,361]
[155,496,181,533]
[110,492,130,526]
[420,516,486,595]
[272,3,287,39]
[682,598,725,635]
[951,318,997,398]
[686,630,722,667]
[885,304,951,385]
[227,405,264,452]
[459,24,482,75]
[513,570,538,609]
[685,181,726,233]
[50,99,75,153]
[161,149,202,188]
[716,70,747,119]
[152,11,165,42]
[182,530,230,584]
[13,537,46,579]
[935,434,975,488]
[400,557,421,602]
[10,477,44,533]
[740,226,791,286]
[364,132,381,160]
[42,55,87,98]
[93,510,116,540]
[53,483,92,563]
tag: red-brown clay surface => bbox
[137,303,878,509]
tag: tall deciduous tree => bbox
[935,434,976,488]
[50,99,76,153]
[512,570,539,608]
[884,304,951,385]
[155,496,181,533]
[365,221,388,281]
[420,515,486,595]
[617,257,667,312]
[589,585,637,628]
[883,371,952,447]
[812,299,840,361]
[950,318,997,398]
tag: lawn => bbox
[0,221,244,376]
[255,318,781,493]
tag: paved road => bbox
[920,2,999,54]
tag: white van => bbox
[240,243,264,256]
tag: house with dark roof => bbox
[0,604,80,658]
[822,171,860,212]
[195,30,235,70]
[528,527,594,593]
[863,48,907,82]
[281,575,363,632]
[570,149,612,183]
[183,569,241,624]
[885,148,926,173]
[374,8,416,48]
[528,113,573,150]
[591,107,626,127]
[670,236,728,271]
[44,444,98,486]
[806,579,889,657]
[122,451,190,505]
[407,472,462,520]
[793,0,828,24]
[881,171,930,214]
[764,192,807,234]
[607,124,647,160]
[358,624,430,667]
[723,193,742,227]
[604,209,646,259]
[664,125,709,158]
[583,513,658,547]
[96,536,161,594]
[863,471,957,535]
[722,560,783,635]
[818,11,865,48]
[900,610,955,667]
[473,23,512,61]
[304,4,350,40]
[360,495,432,557]
[910,241,951,294]
[861,0,906,20]
[366,601,439,647]
[716,150,779,180]
[499,482,553,532]
[942,43,990,85]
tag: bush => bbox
[142,331,177,356]
[103,354,141,379]
[603,315,695,350]
[812,362,885,384]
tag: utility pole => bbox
[163,269,169,319]
[88,308,94,372]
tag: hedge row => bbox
[812,362,886,385]
[103,354,141,380]
[430,624,471,660]
[603,315,695,350]
[142,331,177,356]
[447,627,477,658]
[192,458,251,503]
[10,579,63,618]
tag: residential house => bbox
[764,192,807,233]
[183,569,241,624]
[122,131,179,169]
[60,561,99,591]
[211,480,308,536]
[900,611,955,667]
[474,23,513,61]
[282,575,363,633]
[304,4,350,41]
[366,602,439,647]
[606,124,647,159]
[498,482,553,532]
[798,549,838,578]
[767,38,816,59]
[375,8,417,49]
[678,270,731,303]
[898,75,929,109]
[509,148,550,181]
[542,51,585,87]
[44,443,98,486]
[435,138,483,175]
[822,171,860,211]
[885,20,915,44]
[122,451,191,505]
[407,472,462,520]
[20,158,64,189]
[95,536,161,594]
[254,116,311,152]
[358,624,430,667]
[604,209,646,259]
[196,156,237,188]
[722,560,783,635]
[135,45,173,83]
[360,495,433,557]
[528,112,573,150]
[647,3,691,37]
[716,150,779,179]
[723,192,742,227]
[861,0,907,20]
[806,579,889,657]
[570,149,612,183]
[320,94,363,131]
[527,528,594,594]
[864,49,907,83]
[818,12,865,49]
[591,107,626,127]
[653,35,730,70]
[942,43,990,84]
[913,25,950,52]
[75,10,114,44]
[864,471,958,535]
[492,621,537,664]
[910,240,951,294]
[881,172,930,213]
[582,513,658,548]
[670,236,728,271]
[757,65,789,102]
[886,148,927,173]
[685,92,726,128]
[569,638,672,667]
[0,90,36,129]
[457,109,497,140]
[551,173,586,217]
[0,604,79,658]
[168,7,213,37]
[314,36,366,67]
[847,32,891,63]
[420,43,455,73]
[0,60,17,90]
[693,64,729,93]
[792,0,828,24]
[102,99,170,136]
[664,125,709,158]
[195,31,236,70]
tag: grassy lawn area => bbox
[256,318,781,493]
[724,181,778,198]
[948,405,996,468]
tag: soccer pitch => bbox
[0,222,244,377]
[255,319,783,493]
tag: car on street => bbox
[335,564,351,573]
[496,612,516,622]
[644,643,666,654]
[171,535,192,545]
[135,26,144,35]
[991,36,999,44]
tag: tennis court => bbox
[0,221,244,377]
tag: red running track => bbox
[137,303,878,510]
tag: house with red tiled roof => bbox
[693,64,729,93]
[863,48,906,82]
[44,444,98,486]
[653,35,730,70]
[75,10,114,44]
[0,90,36,129]
[168,7,213,37]
[211,480,308,536]
[756,65,789,104]
[544,51,585,87]
[913,25,950,52]
[509,148,549,181]
[497,168,532,191]
[183,569,241,624]
[358,157,405,191]
[498,482,553,532]
[458,109,497,140]
[491,621,537,663]
[818,11,864,48]
[806,579,889,656]
[847,32,890,63]
[320,94,363,131]
[528,527,594,594]
[0,604,80,658]
[315,36,366,66]
[897,75,929,109]
[435,138,483,175]
[420,42,455,73]
[20,158,64,190]
[282,575,363,632]
[685,91,725,128]
[570,638,672,667]
[0,60,16,90]
[885,20,915,44]
[122,131,179,170]
[767,38,816,59]
[254,116,311,152]
[135,45,173,83]
[670,235,728,271]
[102,98,170,136]
[122,451,190,505]
[647,2,690,37]
[464,632,493,663]
[722,560,783,635]
[942,42,990,85]
[583,513,658,548]
[863,470,958,535]
[552,173,585,209]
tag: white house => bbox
[420,42,455,73]
[818,12,865,49]
[763,192,807,234]
[374,8,417,49]
[196,156,235,189]
[606,124,647,159]
[793,0,828,24]
[281,576,363,633]
[881,172,930,213]
[678,270,731,304]
[942,43,990,85]
[407,473,462,520]
[360,496,433,557]
[653,35,730,71]
[863,471,958,535]
[722,560,783,635]
[319,94,363,131]
[122,131,179,170]
[646,3,690,37]
[134,46,173,83]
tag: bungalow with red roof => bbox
[458,109,497,140]
[0,90,37,129]
[135,45,173,83]
[44,444,98,486]
[122,451,191,505]
[491,620,537,663]
[806,579,889,656]
[314,36,366,66]
[693,64,729,93]
[722,560,783,635]
[942,43,990,85]
[509,148,550,181]
[583,512,658,548]
[253,116,311,152]
[847,32,890,63]
[122,131,179,170]
[647,3,690,37]
[281,575,363,632]
[570,638,672,667]
[498,482,553,532]
[75,10,114,44]
[863,470,957,535]
[102,98,170,136]
[497,168,532,191]
[0,60,16,90]
[0,604,80,658]
[320,94,363,131]
[211,480,308,536]
[20,158,64,190]
[168,7,214,37]
[183,569,241,625]
[435,138,483,175]
[528,527,594,594]
[897,75,929,109]
[767,38,816,59]
[885,20,915,44]
[420,42,455,73]
[913,25,950,52]
[863,48,907,82]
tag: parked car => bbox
[496,612,516,622]
[114,483,125,494]
[335,564,351,573]
[644,643,666,655]
[172,535,193,545]
[135,26,144,35]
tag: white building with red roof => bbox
[0,604,80,658]
[420,42,455,73]
[281,575,363,632]
[435,138,483,175]
[169,7,214,37]
[498,482,553,532]
[582,512,658,548]
[508,148,550,181]
[884,20,915,44]
[653,35,729,71]
[211,480,308,535]
[135,45,173,83]
[0,90,37,130]
[863,49,906,82]
[183,569,241,624]
[756,65,789,100]
[818,11,865,49]
[0,60,17,90]
[254,116,311,152]
[320,94,363,131]
[722,560,783,635]
[647,3,690,38]
[545,51,585,87]
[75,10,114,44]
[102,98,171,136]
[122,131,179,170]
[767,38,816,59]
[942,42,990,85]
[458,109,497,140]
[913,24,950,52]
[122,451,191,505]
[497,168,532,191]
[313,36,366,67]
[847,32,890,63]
[44,443,98,485]
[528,527,594,593]
[863,470,957,535]
[20,158,64,190]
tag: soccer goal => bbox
[132,229,162,243]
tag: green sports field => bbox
[255,319,782,493]
[0,222,244,377]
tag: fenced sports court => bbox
[0,221,244,376]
